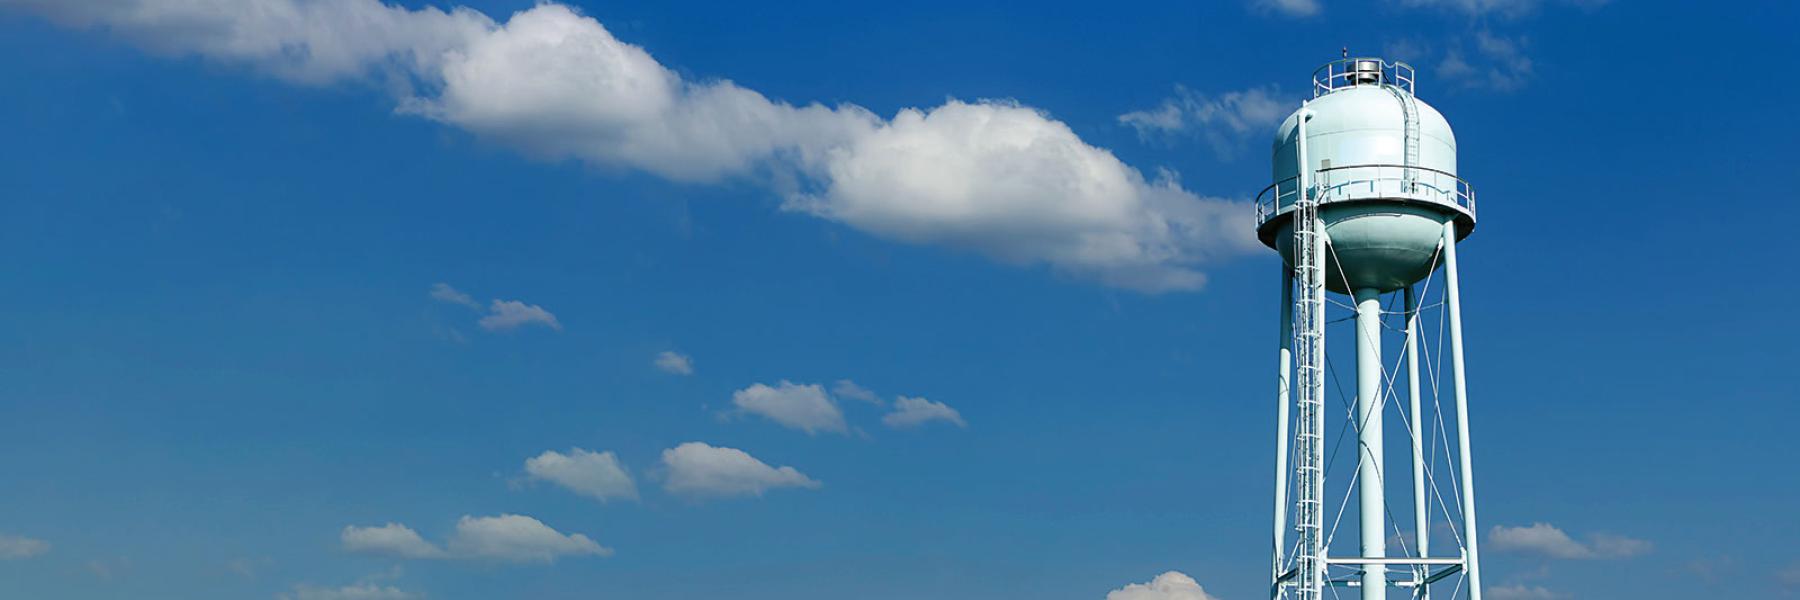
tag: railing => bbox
[1255,164,1476,227]
[1312,58,1415,98]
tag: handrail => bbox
[1312,58,1416,98]
[1255,164,1476,227]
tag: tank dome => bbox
[1255,59,1476,294]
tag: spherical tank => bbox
[1258,63,1476,295]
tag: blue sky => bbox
[0,0,1797,599]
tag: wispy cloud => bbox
[279,583,420,600]
[5,1,1257,292]
[1776,560,1800,588]
[653,351,694,375]
[0,534,48,560]
[1106,571,1221,600]
[1393,0,1607,18]
[882,396,967,429]
[1488,522,1651,559]
[1250,0,1322,18]
[1118,86,1291,158]
[341,515,609,563]
[1486,584,1562,600]
[660,441,820,499]
[831,379,881,405]
[428,282,481,309]
[1439,31,1534,92]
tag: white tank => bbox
[1257,58,1476,294]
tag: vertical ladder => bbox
[1291,179,1327,600]
[1390,81,1421,193]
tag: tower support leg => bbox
[1442,222,1483,600]
[1274,269,1295,598]
[1405,286,1428,600]
[1354,287,1386,600]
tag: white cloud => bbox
[661,441,820,499]
[730,381,847,435]
[342,523,446,559]
[1119,86,1291,157]
[342,515,608,563]
[280,583,420,600]
[882,396,967,429]
[478,299,561,332]
[831,379,881,404]
[429,282,480,309]
[653,351,694,375]
[1105,571,1220,600]
[1,1,1257,292]
[1252,0,1322,17]
[524,448,639,502]
[1488,522,1651,559]
[0,534,48,559]
[1487,584,1562,600]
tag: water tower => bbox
[1258,57,1484,600]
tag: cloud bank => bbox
[3,0,1258,292]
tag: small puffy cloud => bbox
[429,282,481,309]
[1119,86,1291,157]
[882,396,967,429]
[1487,584,1562,600]
[446,514,611,563]
[730,381,847,435]
[1106,571,1220,600]
[653,351,694,375]
[342,523,446,559]
[831,379,881,405]
[478,299,562,332]
[1251,0,1322,17]
[342,516,608,563]
[0,534,49,559]
[525,448,639,502]
[280,583,421,600]
[1489,523,1651,559]
[661,441,820,499]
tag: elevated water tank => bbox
[1256,58,1476,294]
